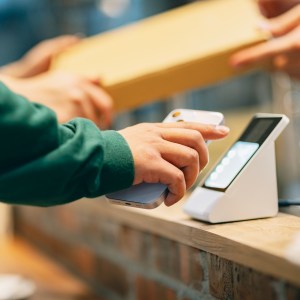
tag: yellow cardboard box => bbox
[52,0,269,111]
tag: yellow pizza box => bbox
[51,0,270,112]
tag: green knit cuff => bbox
[100,130,134,194]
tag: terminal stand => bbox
[184,114,289,223]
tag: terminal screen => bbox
[203,116,282,191]
[204,141,259,189]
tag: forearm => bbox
[0,82,134,206]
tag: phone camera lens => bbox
[172,111,181,118]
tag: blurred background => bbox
[0,0,298,215]
[1,1,300,298]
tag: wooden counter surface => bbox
[13,195,300,298]
[85,197,300,288]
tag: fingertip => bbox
[229,54,246,69]
[257,20,272,34]
[258,21,278,40]
[266,21,288,37]
[89,77,101,85]
[215,125,230,135]
[203,125,229,141]
[164,194,178,207]
[59,34,82,45]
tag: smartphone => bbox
[106,109,225,209]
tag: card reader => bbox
[184,113,289,223]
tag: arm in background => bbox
[0,83,229,207]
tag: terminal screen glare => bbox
[204,141,259,189]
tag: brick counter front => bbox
[15,198,300,300]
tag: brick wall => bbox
[15,201,300,300]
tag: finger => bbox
[258,0,300,19]
[80,99,101,125]
[156,122,229,140]
[151,160,186,207]
[83,82,114,128]
[47,35,81,52]
[267,4,300,36]
[272,54,289,71]
[258,0,281,18]
[86,76,105,88]
[160,128,208,171]
[273,51,300,71]
[273,52,293,69]
[70,88,100,123]
[88,77,102,85]
[159,141,199,189]
[258,2,275,18]
[230,35,295,67]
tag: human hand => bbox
[1,71,113,127]
[0,35,80,78]
[119,122,229,206]
[230,5,300,80]
[258,0,300,18]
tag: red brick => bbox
[16,220,69,258]
[32,290,105,300]
[207,253,233,299]
[138,231,154,267]
[71,246,96,278]
[232,262,277,300]
[285,283,300,300]
[16,220,98,279]
[152,235,180,280]
[179,243,191,284]
[118,225,142,262]
[96,220,120,247]
[94,255,129,298]
[135,275,177,300]
[150,235,203,291]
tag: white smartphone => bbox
[106,109,225,209]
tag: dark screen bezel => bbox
[203,116,282,192]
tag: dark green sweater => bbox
[0,82,134,206]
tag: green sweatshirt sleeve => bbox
[0,82,134,206]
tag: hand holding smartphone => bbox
[106,109,225,209]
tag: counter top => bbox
[87,197,300,287]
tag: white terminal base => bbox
[184,142,278,223]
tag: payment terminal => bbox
[184,113,289,223]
